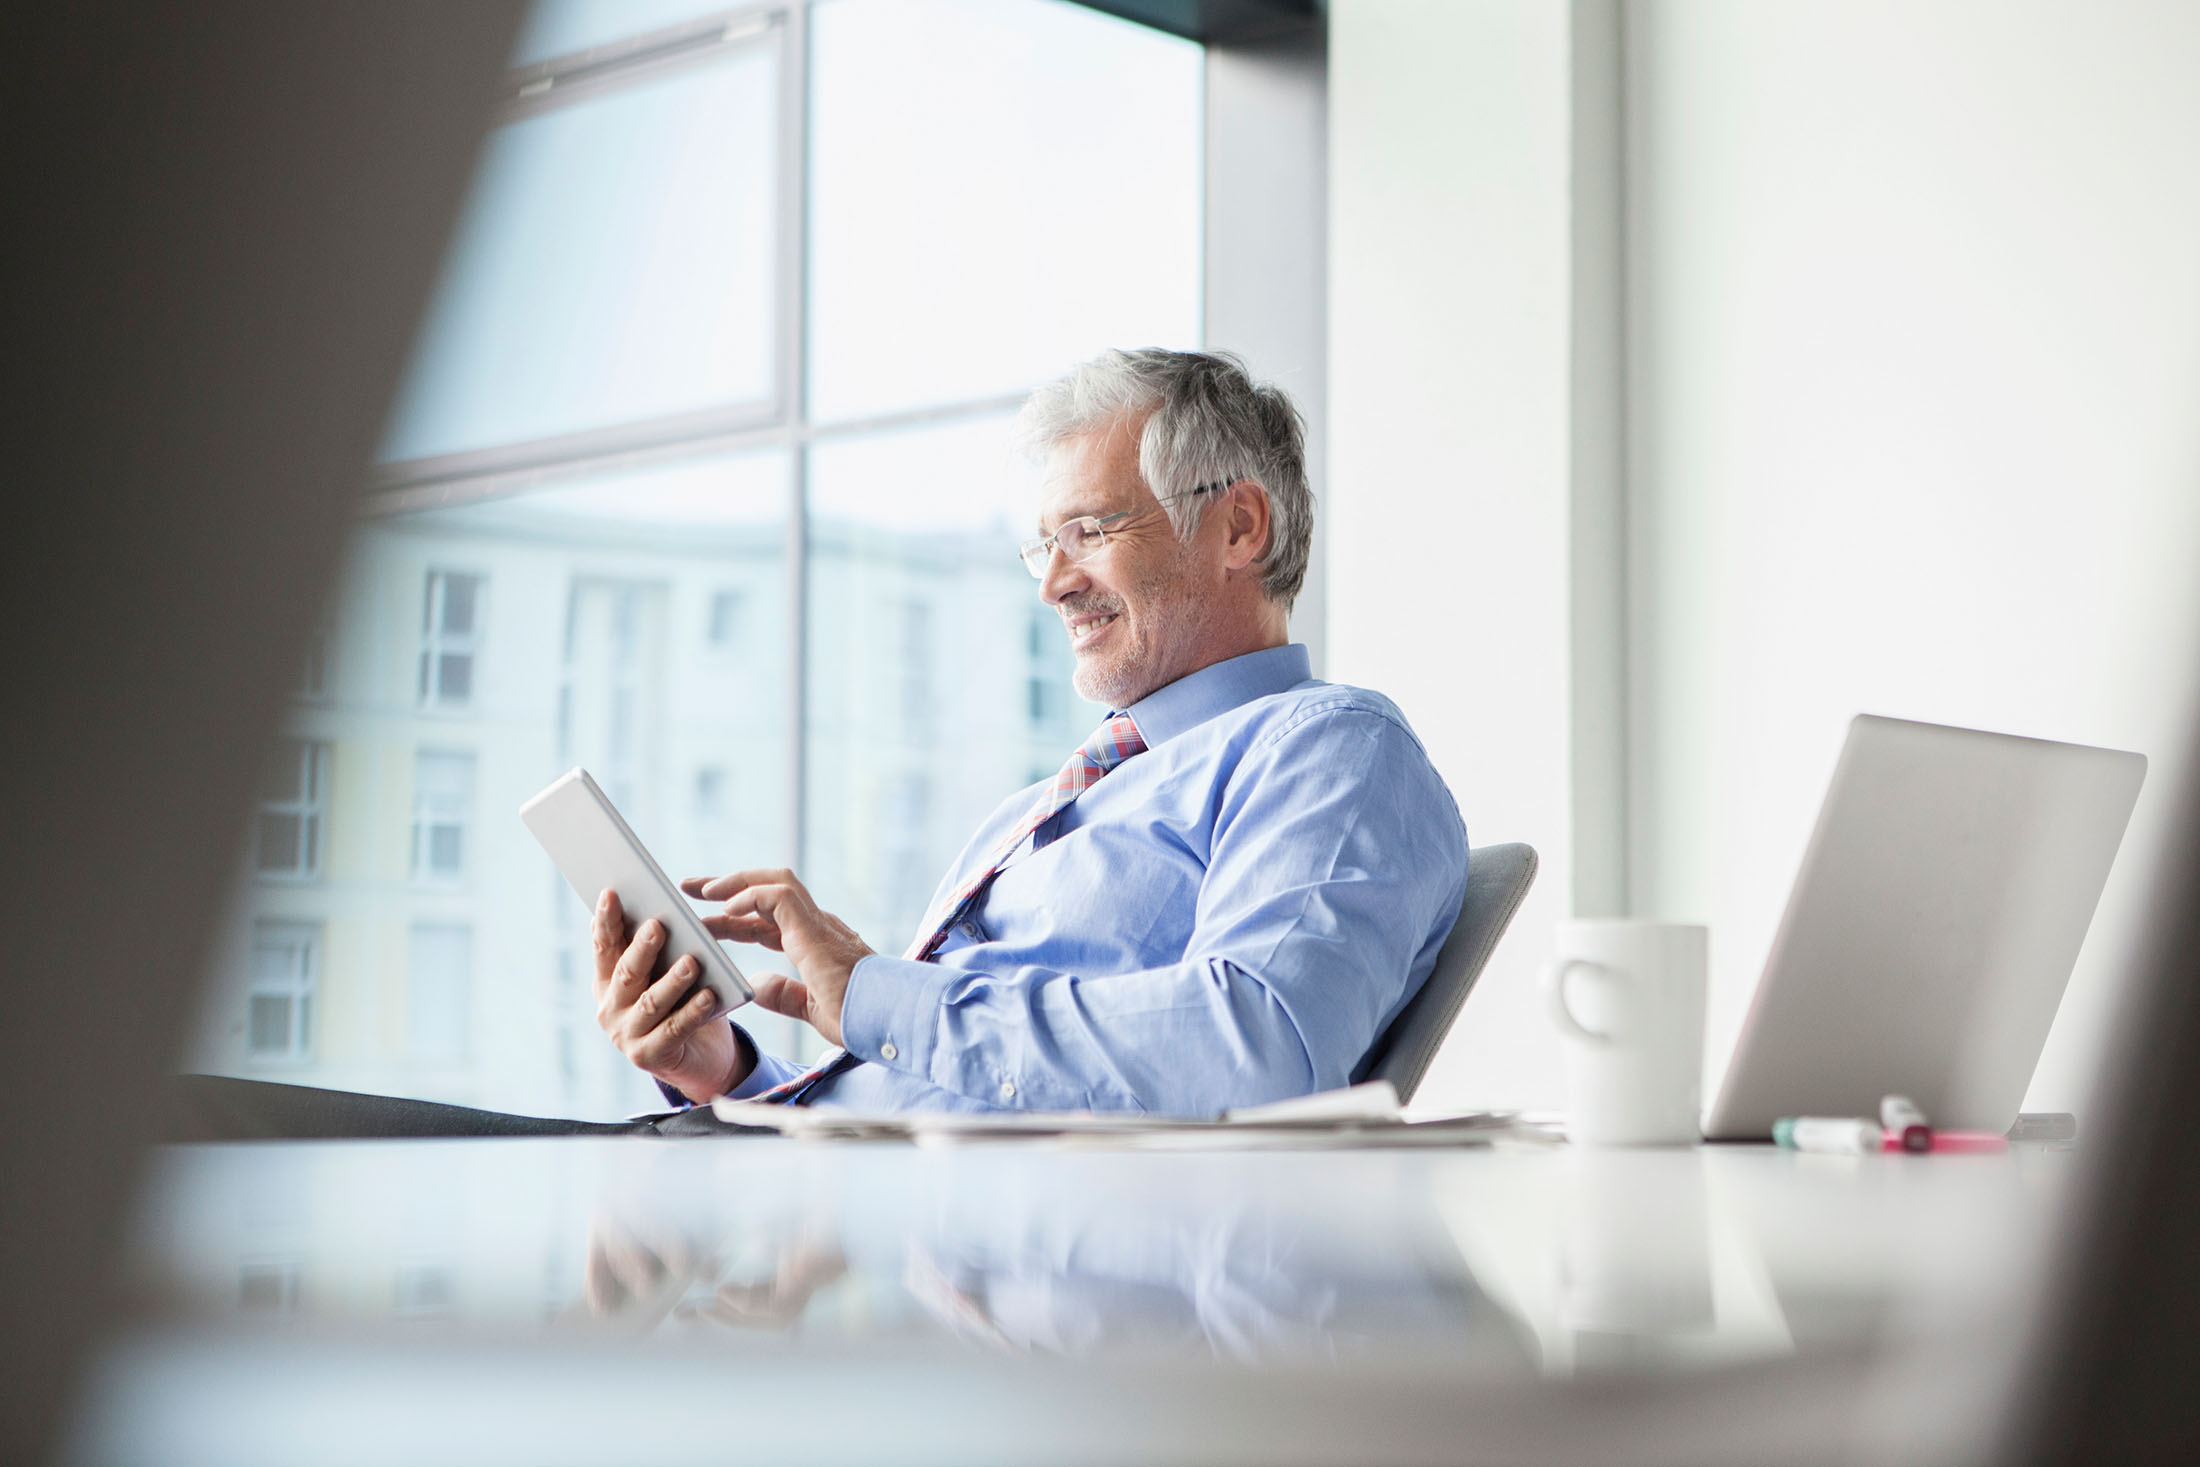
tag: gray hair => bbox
[1012,348,1313,610]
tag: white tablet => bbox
[519,768,753,1013]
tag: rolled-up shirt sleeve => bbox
[837,706,1468,1117]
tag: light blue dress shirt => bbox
[721,644,1468,1116]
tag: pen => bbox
[1880,1094,1932,1153]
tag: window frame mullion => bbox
[781,1,812,883]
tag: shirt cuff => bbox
[718,1024,803,1101]
[651,1019,757,1108]
[838,953,957,1081]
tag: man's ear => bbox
[1219,479,1273,573]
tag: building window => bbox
[411,749,476,881]
[900,598,933,725]
[695,765,726,819]
[253,740,331,879]
[394,1264,458,1320]
[561,578,661,817]
[553,942,579,1096]
[406,923,474,1068]
[297,620,332,701]
[419,570,483,708]
[707,589,742,647]
[238,1260,302,1317]
[247,921,319,1061]
[881,773,935,920]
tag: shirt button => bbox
[960,919,982,939]
[880,1042,899,1062]
[998,1080,1016,1101]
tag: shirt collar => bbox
[1121,643,1312,748]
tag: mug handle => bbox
[1544,958,1618,1044]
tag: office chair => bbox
[1355,842,1539,1104]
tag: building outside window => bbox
[419,570,485,708]
[297,619,332,702]
[246,921,319,1061]
[695,766,727,819]
[237,1261,302,1318]
[393,1263,459,1321]
[406,924,474,1070]
[253,740,331,880]
[561,579,664,818]
[706,589,743,647]
[197,0,1199,1113]
[411,750,477,881]
[898,598,933,726]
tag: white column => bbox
[1329,0,1621,1111]
[1206,30,1330,672]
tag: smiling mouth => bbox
[1069,613,1118,647]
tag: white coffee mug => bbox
[1544,920,1708,1146]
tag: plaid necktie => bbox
[755,712,1148,1106]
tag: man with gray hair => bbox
[596,348,1469,1117]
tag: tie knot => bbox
[1081,712,1146,775]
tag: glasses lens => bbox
[1058,517,1102,560]
[1019,516,1107,577]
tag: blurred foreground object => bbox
[0,2,521,1459]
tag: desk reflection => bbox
[576,1146,1534,1368]
[131,1141,1537,1373]
[124,1137,2061,1382]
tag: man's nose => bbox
[1038,544,1086,605]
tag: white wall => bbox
[1328,0,1579,1113]
[1626,0,2200,1113]
[1329,0,2200,1116]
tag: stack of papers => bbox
[709,1080,1550,1149]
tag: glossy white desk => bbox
[65,1134,2071,1465]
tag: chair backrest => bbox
[1355,842,1539,1104]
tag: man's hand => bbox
[681,869,875,1049]
[592,890,751,1103]
[582,1213,847,1333]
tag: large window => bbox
[195,0,1201,1115]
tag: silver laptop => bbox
[1702,714,2145,1140]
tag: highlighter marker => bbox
[1772,1116,1880,1154]
[1884,1129,2008,1154]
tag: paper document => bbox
[710,1080,1545,1148]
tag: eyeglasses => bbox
[1018,479,1234,578]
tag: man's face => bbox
[1034,418,1222,710]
